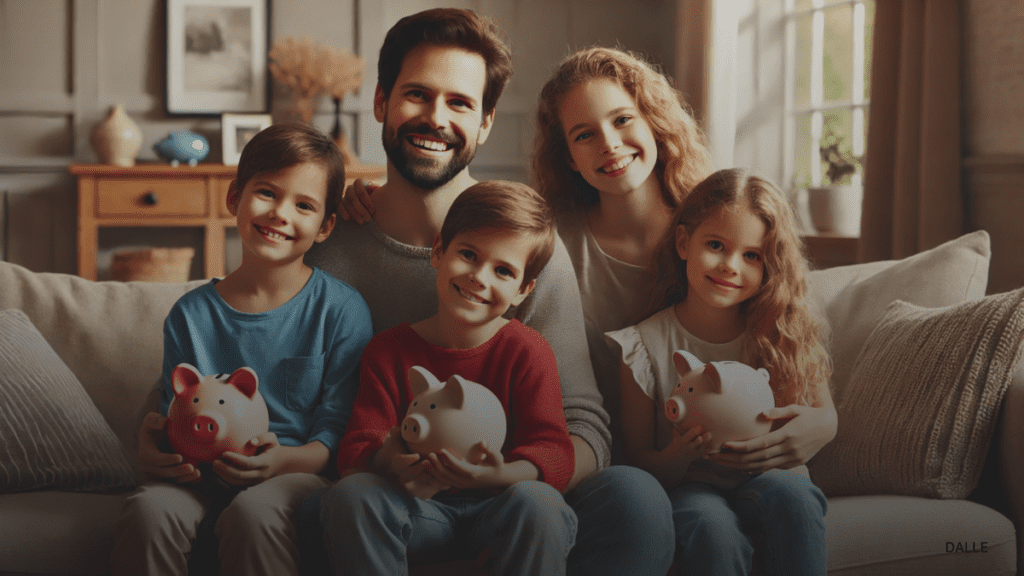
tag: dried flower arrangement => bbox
[268,37,365,164]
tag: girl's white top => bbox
[606,306,753,488]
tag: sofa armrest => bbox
[999,359,1024,575]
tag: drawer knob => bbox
[143,192,159,205]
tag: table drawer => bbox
[214,178,234,218]
[96,178,208,217]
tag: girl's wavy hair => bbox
[647,168,831,407]
[532,47,712,220]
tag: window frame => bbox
[783,0,871,190]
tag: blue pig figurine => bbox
[154,131,210,167]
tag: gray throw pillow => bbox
[0,308,136,493]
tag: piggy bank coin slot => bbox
[143,192,159,205]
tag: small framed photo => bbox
[222,113,272,165]
[166,0,270,115]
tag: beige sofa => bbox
[0,230,1021,576]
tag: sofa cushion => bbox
[806,230,990,403]
[0,309,137,494]
[0,260,203,457]
[0,491,128,575]
[809,288,1024,498]
[824,495,1016,575]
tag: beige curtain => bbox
[858,0,965,262]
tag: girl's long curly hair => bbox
[532,47,711,220]
[647,169,831,408]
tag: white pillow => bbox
[806,231,990,402]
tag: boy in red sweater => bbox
[315,180,575,575]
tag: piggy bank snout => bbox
[401,414,429,443]
[665,397,687,423]
[190,413,226,442]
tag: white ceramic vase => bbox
[807,185,863,236]
[90,105,142,167]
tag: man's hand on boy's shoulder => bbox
[137,411,200,483]
[337,179,379,224]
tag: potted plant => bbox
[806,129,864,236]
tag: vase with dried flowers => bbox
[268,37,365,165]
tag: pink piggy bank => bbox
[401,366,507,461]
[664,350,774,452]
[166,363,270,465]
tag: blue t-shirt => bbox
[160,267,372,451]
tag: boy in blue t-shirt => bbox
[111,123,372,576]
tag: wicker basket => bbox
[111,247,195,283]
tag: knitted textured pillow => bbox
[0,308,137,493]
[808,287,1024,499]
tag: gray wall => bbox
[0,0,676,275]
[2,0,1022,291]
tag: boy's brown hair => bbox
[438,181,556,289]
[234,122,346,221]
[377,8,513,116]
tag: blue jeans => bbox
[670,469,828,576]
[565,465,675,576]
[297,465,674,576]
[317,472,575,576]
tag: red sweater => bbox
[337,320,575,491]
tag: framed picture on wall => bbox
[166,0,270,115]
[221,113,272,165]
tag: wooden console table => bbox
[802,233,859,269]
[70,163,386,281]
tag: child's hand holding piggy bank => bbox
[166,363,270,465]
[665,350,774,453]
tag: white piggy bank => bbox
[664,350,774,452]
[401,366,507,461]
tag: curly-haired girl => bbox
[607,168,835,576]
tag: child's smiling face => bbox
[676,203,767,312]
[228,162,335,266]
[430,227,537,330]
[559,77,660,199]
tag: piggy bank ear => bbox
[171,363,202,396]
[408,366,441,397]
[703,363,723,393]
[672,350,703,377]
[758,368,770,384]
[227,367,259,399]
[441,375,468,410]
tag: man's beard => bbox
[382,119,477,190]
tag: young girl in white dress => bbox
[606,168,835,576]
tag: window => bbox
[785,0,875,189]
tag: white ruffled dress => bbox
[605,306,752,488]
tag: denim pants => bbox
[670,468,828,576]
[564,465,675,576]
[298,465,674,576]
[317,472,576,576]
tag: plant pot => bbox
[807,185,863,236]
